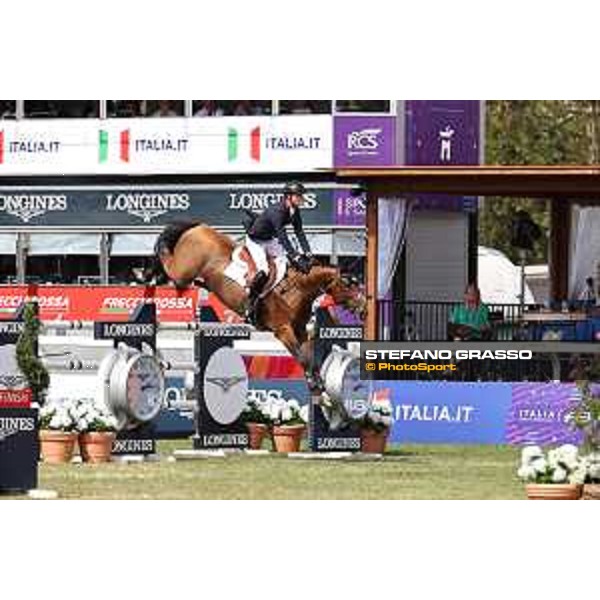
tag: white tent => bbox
[478,246,535,305]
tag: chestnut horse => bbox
[142,222,359,395]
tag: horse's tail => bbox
[154,221,201,257]
[134,221,201,285]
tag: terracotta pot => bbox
[39,430,78,464]
[582,484,600,500]
[360,428,389,454]
[246,423,269,450]
[79,432,117,463]
[272,425,306,453]
[525,484,582,500]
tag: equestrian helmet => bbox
[283,181,306,196]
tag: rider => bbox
[244,181,314,321]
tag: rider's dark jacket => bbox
[246,201,311,256]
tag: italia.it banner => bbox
[0,116,333,175]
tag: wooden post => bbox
[366,188,379,340]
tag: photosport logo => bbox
[346,127,382,157]
[0,192,68,223]
[228,126,261,162]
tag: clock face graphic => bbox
[123,354,165,422]
[339,358,369,420]
[321,350,369,421]
[203,347,248,425]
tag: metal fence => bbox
[377,300,537,342]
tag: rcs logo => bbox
[346,128,381,152]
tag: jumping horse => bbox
[141,222,362,400]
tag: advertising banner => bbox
[334,189,366,226]
[0,185,337,228]
[0,286,199,322]
[378,381,511,444]
[0,408,38,491]
[405,100,480,211]
[0,319,31,408]
[334,116,395,167]
[506,383,583,446]
[154,378,310,438]
[371,380,584,445]
[0,116,333,176]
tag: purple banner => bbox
[406,100,480,211]
[506,383,583,446]
[334,189,366,226]
[334,116,395,167]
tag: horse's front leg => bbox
[298,338,325,395]
[273,325,321,394]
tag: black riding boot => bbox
[245,270,268,324]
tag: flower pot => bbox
[246,423,269,450]
[360,428,389,454]
[525,484,582,500]
[582,484,600,500]
[79,432,117,464]
[272,425,305,453]
[39,430,78,464]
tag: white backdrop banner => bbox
[569,205,600,298]
[377,197,411,299]
[0,116,333,175]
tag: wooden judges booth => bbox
[334,166,600,340]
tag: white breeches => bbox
[245,236,285,274]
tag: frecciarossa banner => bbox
[0,116,333,175]
[0,286,199,322]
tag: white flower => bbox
[381,415,393,428]
[517,465,537,481]
[281,407,292,423]
[299,405,309,423]
[530,457,547,474]
[569,466,587,485]
[552,466,568,483]
[287,399,300,412]
[588,462,600,481]
[521,446,543,464]
[269,404,281,421]
[49,415,62,429]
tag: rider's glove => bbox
[296,255,312,274]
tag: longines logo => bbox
[0,193,67,223]
[0,374,27,389]
[0,416,35,442]
[105,192,190,223]
[0,322,24,335]
[228,191,318,212]
[206,375,246,393]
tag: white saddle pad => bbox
[223,246,287,295]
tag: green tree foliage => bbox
[481,100,600,263]
[16,302,50,405]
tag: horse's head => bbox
[323,271,366,319]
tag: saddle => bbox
[224,243,287,296]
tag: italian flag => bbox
[98,129,130,163]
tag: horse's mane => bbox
[155,221,202,254]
